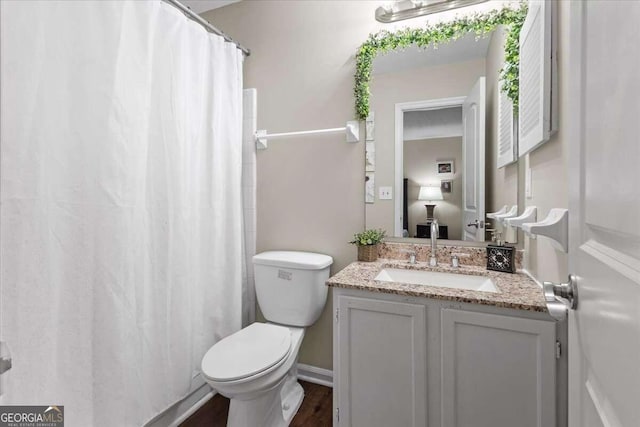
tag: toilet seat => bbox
[201,323,292,382]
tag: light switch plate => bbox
[379,186,392,200]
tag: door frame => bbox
[567,1,584,425]
[394,96,466,237]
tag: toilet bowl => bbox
[200,251,332,427]
[202,323,306,426]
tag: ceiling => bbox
[180,0,241,14]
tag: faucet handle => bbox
[404,250,417,264]
[451,254,460,268]
[401,248,417,256]
[451,253,468,268]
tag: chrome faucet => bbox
[430,219,439,267]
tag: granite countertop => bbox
[326,259,547,312]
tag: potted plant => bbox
[350,229,386,262]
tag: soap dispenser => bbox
[486,232,516,273]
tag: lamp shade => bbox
[418,185,443,201]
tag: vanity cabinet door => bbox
[441,309,556,427]
[334,295,427,427]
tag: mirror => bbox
[364,27,523,246]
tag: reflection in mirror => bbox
[364,26,523,247]
[403,107,464,239]
[406,135,462,240]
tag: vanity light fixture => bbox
[375,0,489,23]
[418,185,443,222]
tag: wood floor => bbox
[180,381,333,427]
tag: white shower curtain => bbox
[0,1,245,425]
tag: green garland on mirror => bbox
[354,3,528,120]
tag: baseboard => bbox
[144,380,214,427]
[297,363,333,388]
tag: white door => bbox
[462,77,486,241]
[567,2,640,426]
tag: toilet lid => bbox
[201,323,292,382]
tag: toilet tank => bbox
[253,251,333,327]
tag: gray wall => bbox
[204,1,381,370]
[204,0,571,370]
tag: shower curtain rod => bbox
[163,0,251,56]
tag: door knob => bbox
[467,220,484,228]
[543,275,578,321]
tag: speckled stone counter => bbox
[378,241,524,269]
[326,259,547,312]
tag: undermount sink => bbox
[374,268,498,293]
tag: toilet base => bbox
[226,373,304,427]
[280,374,304,424]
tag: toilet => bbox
[201,250,333,427]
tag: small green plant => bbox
[354,3,528,120]
[350,229,387,246]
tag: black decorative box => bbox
[486,244,516,273]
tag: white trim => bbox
[297,363,333,388]
[394,96,467,237]
[144,381,214,427]
[518,0,557,156]
[169,391,216,427]
[497,87,517,168]
[567,4,584,426]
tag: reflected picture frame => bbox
[437,160,454,176]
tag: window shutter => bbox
[518,0,553,156]
[497,87,517,168]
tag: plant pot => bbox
[357,244,378,262]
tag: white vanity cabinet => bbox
[334,295,427,427]
[440,309,556,427]
[332,288,560,427]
